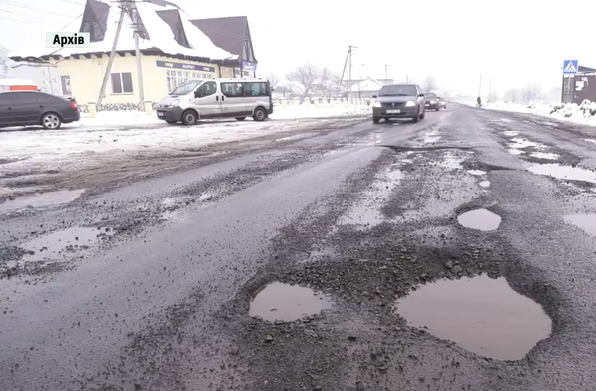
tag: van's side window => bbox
[221,82,244,98]
[244,82,269,97]
[197,81,217,97]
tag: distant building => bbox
[9,0,259,111]
[562,65,596,104]
[349,76,385,99]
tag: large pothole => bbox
[457,208,502,231]
[394,274,552,360]
[249,282,333,322]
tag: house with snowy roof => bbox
[349,77,385,99]
[9,0,259,111]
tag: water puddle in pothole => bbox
[20,226,115,262]
[508,149,523,155]
[467,170,486,176]
[458,209,501,231]
[0,190,84,214]
[528,164,596,183]
[394,274,552,360]
[509,138,540,149]
[479,181,491,188]
[564,214,596,236]
[424,136,441,143]
[503,131,519,137]
[338,168,402,227]
[249,282,333,322]
[530,152,559,160]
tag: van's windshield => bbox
[170,80,203,96]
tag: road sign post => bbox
[561,60,579,104]
[563,60,578,75]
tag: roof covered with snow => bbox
[191,16,256,63]
[350,77,384,92]
[10,0,234,62]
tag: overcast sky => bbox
[1,0,595,96]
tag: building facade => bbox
[9,0,259,111]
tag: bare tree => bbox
[423,75,437,92]
[319,67,338,99]
[286,63,319,98]
[503,88,521,103]
[522,81,542,103]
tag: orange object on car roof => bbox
[0,78,38,91]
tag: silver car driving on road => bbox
[371,84,426,124]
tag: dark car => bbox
[0,91,80,129]
[424,92,442,111]
[371,84,426,123]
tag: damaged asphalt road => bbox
[3,105,596,390]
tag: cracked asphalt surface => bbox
[2,105,596,390]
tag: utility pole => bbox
[478,74,482,98]
[405,74,409,83]
[129,0,145,106]
[489,78,492,102]
[97,5,125,107]
[348,45,356,100]
[384,64,390,80]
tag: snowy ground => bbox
[0,106,370,199]
[463,99,596,127]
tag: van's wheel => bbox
[235,117,246,121]
[181,110,197,125]
[166,120,177,124]
[435,107,440,111]
[41,112,62,129]
[373,117,380,124]
[252,107,267,122]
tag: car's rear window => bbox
[379,85,417,96]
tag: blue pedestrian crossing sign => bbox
[563,60,579,74]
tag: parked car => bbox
[156,78,273,125]
[0,91,80,129]
[371,84,426,123]
[424,92,442,111]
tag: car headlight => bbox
[430,100,436,104]
[405,101,415,107]
[170,99,179,106]
[372,102,381,108]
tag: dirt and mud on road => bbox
[2,105,596,390]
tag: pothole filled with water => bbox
[0,189,84,214]
[528,164,596,183]
[564,214,596,236]
[508,149,523,155]
[394,274,552,360]
[503,131,519,137]
[249,282,333,322]
[467,170,486,176]
[458,209,501,231]
[479,181,491,188]
[509,138,540,149]
[530,152,559,160]
[20,226,115,263]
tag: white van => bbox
[156,78,273,125]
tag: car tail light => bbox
[70,100,77,110]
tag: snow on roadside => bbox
[270,105,369,119]
[481,100,596,126]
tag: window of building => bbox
[244,81,269,97]
[60,75,72,95]
[166,70,190,92]
[221,82,244,98]
[191,72,212,79]
[110,72,133,94]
